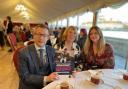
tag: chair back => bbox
[27,40,34,45]
[7,33,17,51]
[24,40,34,46]
[13,46,24,72]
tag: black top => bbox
[7,21,13,34]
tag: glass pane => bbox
[58,20,62,27]
[50,21,57,29]
[61,19,67,27]
[78,12,93,32]
[97,3,128,69]
[69,16,77,26]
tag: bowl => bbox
[123,73,128,80]
[60,82,69,89]
[91,76,100,84]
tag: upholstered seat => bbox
[24,40,34,46]
[7,33,17,51]
[13,46,24,72]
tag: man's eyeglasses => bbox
[35,33,49,37]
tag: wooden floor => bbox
[0,48,19,89]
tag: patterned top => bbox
[77,43,115,70]
[54,41,80,74]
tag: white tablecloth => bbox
[43,69,128,89]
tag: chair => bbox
[27,40,34,45]
[13,46,24,72]
[24,40,34,46]
[7,33,17,51]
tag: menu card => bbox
[55,51,74,75]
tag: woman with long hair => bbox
[77,26,115,70]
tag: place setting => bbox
[84,70,104,86]
[54,81,74,89]
[84,69,127,89]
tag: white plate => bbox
[54,84,73,89]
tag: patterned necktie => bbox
[38,49,44,67]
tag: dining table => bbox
[43,69,128,89]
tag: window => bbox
[61,19,67,27]
[57,20,62,27]
[97,3,128,39]
[97,3,128,69]
[78,12,93,31]
[69,16,77,26]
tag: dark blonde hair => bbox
[62,26,77,41]
[84,26,106,56]
[58,27,66,42]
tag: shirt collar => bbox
[34,43,46,51]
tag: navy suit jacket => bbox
[18,44,56,89]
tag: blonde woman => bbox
[54,26,80,73]
[77,26,115,70]
[55,26,80,57]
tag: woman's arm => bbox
[102,44,115,69]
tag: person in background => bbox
[44,22,49,29]
[18,25,58,89]
[77,26,115,70]
[53,27,59,39]
[13,25,21,42]
[43,22,52,46]
[55,27,66,45]
[23,23,33,41]
[5,16,13,52]
[0,20,5,50]
[77,28,87,51]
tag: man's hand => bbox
[46,72,59,82]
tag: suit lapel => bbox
[28,44,40,71]
[46,46,53,72]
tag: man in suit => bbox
[18,25,58,89]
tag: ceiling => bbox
[0,0,127,23]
